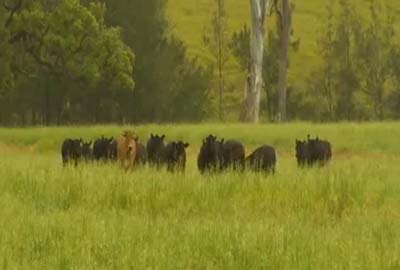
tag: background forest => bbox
[1,0,400,125]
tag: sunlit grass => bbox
[0,123,399,268]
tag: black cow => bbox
[197,135,224,174]
[147,134,166,167]
[221,140,245,171]
[93,136,114,161]
[135,142,148,166]
[107,139,117,161]
[295,135,332,167]
[308,136,332,166]
[246,145,276,174]
[164,141,189,172]
[81,141,93,162]
[295,139,309,167]
[61,138,83,166]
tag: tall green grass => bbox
[0,123,399,269]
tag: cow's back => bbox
[222,140,245,170]
[247,145,276,173]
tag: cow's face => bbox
[171,141,189,160]
[295,140,309,166]
[107,140,117,159]
[72,139,83,157]
[202,135,223,162]
[147,134,165,160]
[127,138,136,155]
[81,141,93,160]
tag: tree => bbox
[355,0,395,119]
[103,0,211,123]
[203,0,230,120]
[0,0,135,125]
[230,25,251,72]
[262,30,280,120]
[273,0,293,122]
[306,4,337,121]
[307,1,360,121]
[241,0,271,123]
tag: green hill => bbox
[166,0,400,117]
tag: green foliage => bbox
[103,0,211,123]
[203,0,231,120]
[3,0,134,87]
[230,26,283,121]
[355,0,396,119]
[0,0,135,125]
[0,0,211,125]
[306,0,400,121]
[0,123,400,268]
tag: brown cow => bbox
[116,130,139,170]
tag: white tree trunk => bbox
[277,0,291,122]
[241,0,270,123]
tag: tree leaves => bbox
[1,0,134,90]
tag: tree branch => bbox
[72,33,88,55]
[4,0,23,28]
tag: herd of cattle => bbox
[61,131,332,174]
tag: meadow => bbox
[0,123,400,269]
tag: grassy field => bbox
[0,123,400,269]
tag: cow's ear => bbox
[161,135,165,140]
[150,133,154,138]
[220,139,224,144]
[89,141,92,146]
[184,143,189,148]
[134,135,139,142]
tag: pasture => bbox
[0,123,399,269]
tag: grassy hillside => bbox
[166,0,400,116]
[0,123,399,268]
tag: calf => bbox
[165,141,189,172]
[147,134,166,168]
[117,130,138,171]
[246,145,276,174]
[61,138,83,166]
[197,135,224,174]
[221,140,245,171]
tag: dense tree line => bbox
[1,0,400,125]
[0,0,211,125]
[304,0,400,121]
